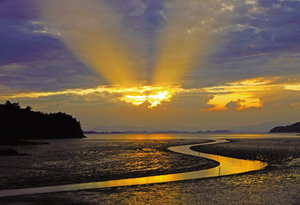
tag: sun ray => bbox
[11,86,180,108]
[42,0,141,87]
[152,0,230,87]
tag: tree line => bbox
[0,101,85,142]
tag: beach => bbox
[0,135,299,204]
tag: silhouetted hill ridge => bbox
[270,121,300,133]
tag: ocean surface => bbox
[1,133,300,203]
[1,132,296,191]
[85,132,299,140]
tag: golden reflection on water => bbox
[169,141,266,179]
[123,184,181,205]
[0,138,267,198]
[105,174,183,188]
[206,154,265,176]
[122,133,176,140]
[88,133,298,140]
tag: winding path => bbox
[0,139,266,197]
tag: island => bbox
[0,101,85,148]
[270,121,300,133]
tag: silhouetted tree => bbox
[25,106,32,111]
[0,101,85,143]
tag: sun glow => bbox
[42,0,142,87]
[152,0,229,87]
[38,0,236,109]
[11,86,180,108]
[202,77,272,111]
[203,93,262,111]
[119,86,179,108]
[10,76,300,110]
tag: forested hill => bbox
[270,121,300,133]
[0,101,85,141]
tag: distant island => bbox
[270,121,300,133]
[84,130,232,134]
[0,101,85,146]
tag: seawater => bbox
[85,132,298,140]
[0,138,267,197]
[0,132,297,197]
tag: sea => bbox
[0,132,299,203]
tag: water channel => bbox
[0,139,266,198]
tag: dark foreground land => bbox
[191,137,300,166]
[0,137,300,204]
[0,139,217,190]
[0,101,85,142]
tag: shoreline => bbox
[190,137,300,166]
[1,137,299,190]
[0,137,299,204]
[0,139,217,190]
[0,139,265,197]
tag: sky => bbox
[1,0,300,131]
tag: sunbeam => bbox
[152,0,230,87]
[41,0,232,108]
[42,0,141,87]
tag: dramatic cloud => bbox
[1,0,300,129]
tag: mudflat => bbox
[0,137,299,204]
[0,139,216,189]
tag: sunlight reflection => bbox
[123,134,176,140]
[123,184,180,205]
[169,140,266,179]
[0,138,268,198]
[105,174,183,188]
[206,154,265,176]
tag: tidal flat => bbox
[0,138,217,189]
[0,135,299,204]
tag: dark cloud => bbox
[2,0,300,92]
[0,60,101,92]
[0,0,40,21]
[225,100,244,110]
[183,0,300,88]
[215,0,300,59]
[0,1,69,65]
[0,0,104,92]
[0,31,66,65]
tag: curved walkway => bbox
[0,139,266,197]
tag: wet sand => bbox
[0,137,300,204]
[0,139,217,189]
[191,137,300,166]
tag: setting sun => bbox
[2,1,300,203]
[10,86,180,109]
[118,86,179,108]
